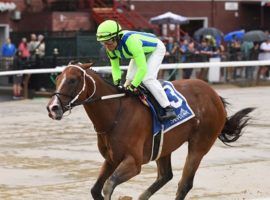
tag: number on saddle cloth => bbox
[139,81,194,126]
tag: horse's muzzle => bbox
[47,98,64,120]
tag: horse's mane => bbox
[67,61,122,93]
[89,68,118,88]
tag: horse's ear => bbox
[68,60,77,65]
[80,63,94,70]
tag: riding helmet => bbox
[96,20,122,42]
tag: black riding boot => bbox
[160,105,177,121]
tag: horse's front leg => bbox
[91,160,116,200]
[103,155,141,200]
[139,154,173,200]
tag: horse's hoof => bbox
[138,191,152,200]
[93,196,104,200]
[91,192,104,200]
[118,196,132,200]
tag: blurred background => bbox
[1,0,270,99]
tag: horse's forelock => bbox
[68,60,77,65]
[67,62,93,70]
[79,63,93,70]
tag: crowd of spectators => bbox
[0,33,45,99]
[159,30,270,82]
[1,28,270,100]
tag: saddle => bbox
[120,81,195,161]
[116,81,165,121]
[137,82,167,122]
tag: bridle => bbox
[52,64,126,134]
[53,64,97,111]
[53,64,126,111]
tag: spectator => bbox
[218,42,227,81]
[36,34,45,58]
[165,37,178,62]
[179,39,194,79]
[251,42,260,61]
[12,50,24,100]
[196,38,213,81]
[218,43,226,60]
[28,33,38,67]
[159,37,178,80]
[17,37,31,97]
[258,36,270,80]
[28,33,38,53]
[1,37,16,70]
[35,34,47,91]
[34,34,46,67]
[241,41,254,80]
[207,35,220,58]
[18,37,30,61]
[27,33,44,91]
[227,37,241,81]
[168,38,180,80]
[251,42,260,83]
[182,32,191,42]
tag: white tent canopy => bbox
[150,11,189,25]
[0,2,16,12]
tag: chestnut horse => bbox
[47,63,254,200]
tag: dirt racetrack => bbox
[0,85,269,200]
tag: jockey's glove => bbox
[126,84,139,95]
[126,84,136,91]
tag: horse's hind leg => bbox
[91,160,116,200]
[139,154,173,200]
[175,142,212,200]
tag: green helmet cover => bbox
[96,20,122,42]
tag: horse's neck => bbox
[84,72,120,133]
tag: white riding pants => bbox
[126,39,170,108]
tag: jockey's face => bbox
[101,39,117,51]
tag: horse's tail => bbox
[218,96,255,144]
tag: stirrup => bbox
[159,110,177,121]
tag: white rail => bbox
[1,60,270,76]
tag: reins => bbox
[53,64,126,110]
[52,64,127,133]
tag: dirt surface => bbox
[0,86,269,200]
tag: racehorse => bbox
[47,62,254,200]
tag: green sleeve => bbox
[126,37,147,87]
[110,58,122,84]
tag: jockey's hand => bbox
[125,84,139,95]
[124,80,131,88]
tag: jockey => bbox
[96,20,176,120]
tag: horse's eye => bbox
[68,78,77,85]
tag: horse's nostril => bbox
[51,105,60,111]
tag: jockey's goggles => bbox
[100,39,115,46]
[96,32,117,42]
